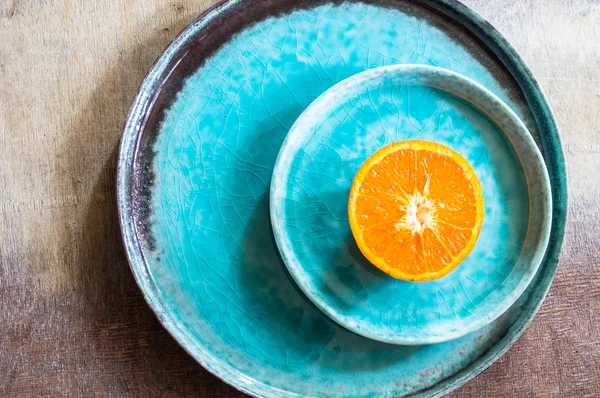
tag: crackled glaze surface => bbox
[271,65,551,345]
[118,1,567,397]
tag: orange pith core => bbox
[348,140,484,281]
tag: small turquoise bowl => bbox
[270,65,552,345]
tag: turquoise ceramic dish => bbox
[117,0,567,396]
[270,64,552,345]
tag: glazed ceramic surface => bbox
[117,0,567,397]
[270,65,552,345]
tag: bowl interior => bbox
[271,65,552,344]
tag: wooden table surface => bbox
[1,0,598,396]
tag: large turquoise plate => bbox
[270,64,552,345]
[117,0,567,396]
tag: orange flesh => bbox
[348,140,484,281]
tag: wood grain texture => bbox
[0,0,598,396]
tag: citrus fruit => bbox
[348,140,484,281]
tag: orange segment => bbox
[348,140,484,281]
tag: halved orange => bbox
[348,140,484,281]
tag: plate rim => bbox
[269,63,553,346]
[116,0,568,396]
